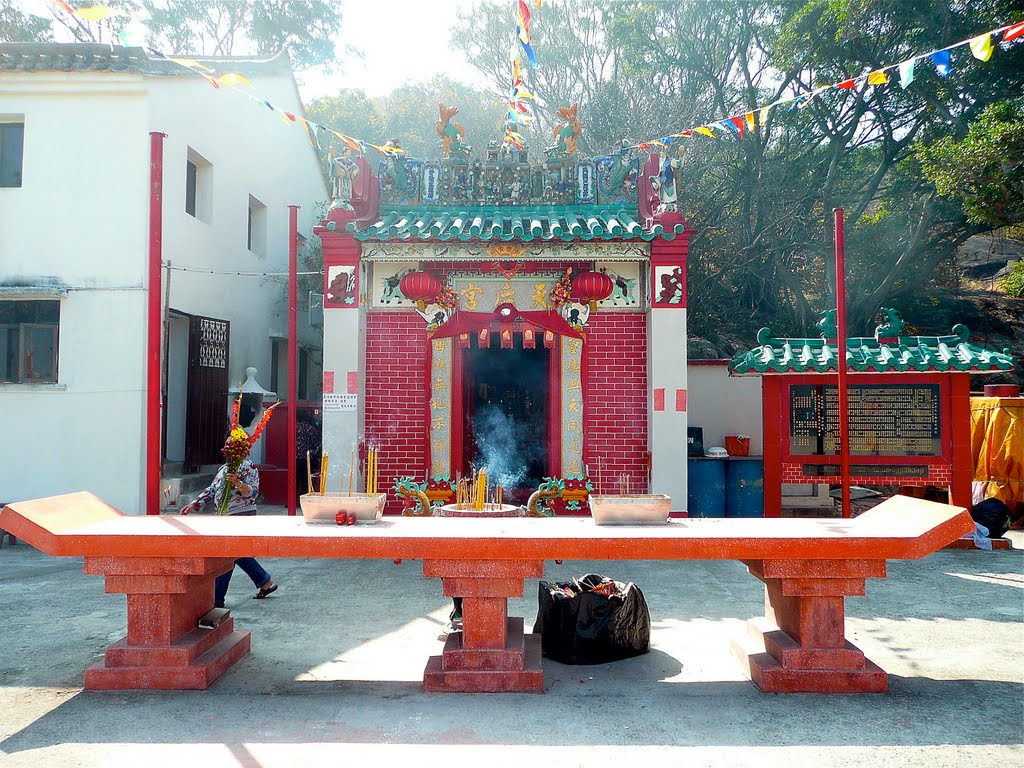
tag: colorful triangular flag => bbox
[216,73,252,88]
[898,59,916,88]
[930,50,952,76]
[969,33,993,61]
[867,70,888,85]
[1005,22,1024,42]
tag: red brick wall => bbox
[584,313,649,492]
[364,312,428,513]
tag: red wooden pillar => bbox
[762,376,783,518]
[146,132,166,515]
[287,205,299,516]
[949,373,973,510]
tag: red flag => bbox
[837,78,856,89]
[1005,22,1024,42]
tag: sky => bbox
[297,0,494,101]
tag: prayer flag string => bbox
[631,20,1023,149]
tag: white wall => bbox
[0,59,327,513]
[0,73,149,512]
[686,362,763,455]
[648,308,688,509]
[149,69,327,390]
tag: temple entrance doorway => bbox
[460,343,551,503]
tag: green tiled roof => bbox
[728,325,1016,375]
[346,207,686,242]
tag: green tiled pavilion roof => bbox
[728,325,1015,375]
[346,207,686,242]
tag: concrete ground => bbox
[0,523,1021,768]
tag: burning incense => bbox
[497,485,502,507]
[319,453,329,495]
[476,467,487,510]
[306,451,313,497]
[347,448,355,496]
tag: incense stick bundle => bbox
[319,453,329,495]
[597,457,602,496]
[347,448,355,496]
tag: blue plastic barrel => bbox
[725,458,764,517]
[687,458,726,518]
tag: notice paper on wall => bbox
[323,394,357,412]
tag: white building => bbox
[0,43,328,514]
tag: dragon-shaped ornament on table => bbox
[395,478,433,516]
[526,478,564,517]
[436,104,472,158]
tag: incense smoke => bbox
[474,405,545,488]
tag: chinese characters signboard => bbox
[789,384,941,457]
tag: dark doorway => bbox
[462,343,550,499]
[183,314,230,472]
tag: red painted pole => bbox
[146,132,166,515]
[287,205,300,516]
[833,208,852,518]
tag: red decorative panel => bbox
[584,313,649,493]
[365,312,429,514]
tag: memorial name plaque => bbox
[789,384,941,457]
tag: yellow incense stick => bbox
[319,453,329,495]
[347,449,354,496]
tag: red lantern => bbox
[572,270,614,311]
[399,270,442,311]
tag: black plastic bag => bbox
[533,573,650,665]
[972,498,1011,540]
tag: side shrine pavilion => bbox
[315,106,694,513]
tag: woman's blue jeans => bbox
[215,558,271,607]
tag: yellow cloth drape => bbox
[970,396,1024,517]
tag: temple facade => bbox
[316,112,694,513]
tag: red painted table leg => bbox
[82,556,251,690]
[422,559,544,693]
[736,559,889,693]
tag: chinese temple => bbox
[314,106,694,513]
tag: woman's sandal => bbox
[254,581,278,599]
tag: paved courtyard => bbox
[0,527,1021,768]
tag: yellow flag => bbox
[74,5,124,21]
[744,112,756,131]
[216,73,252,88]
[694,126,715,138]
[969,33,993,61]
[867,70,888,85]
[758,105,772,126]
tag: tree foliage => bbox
[1,0,341,69]
[307,76,504,160]
[917,98,1024,228]
[452,0,1024,346]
